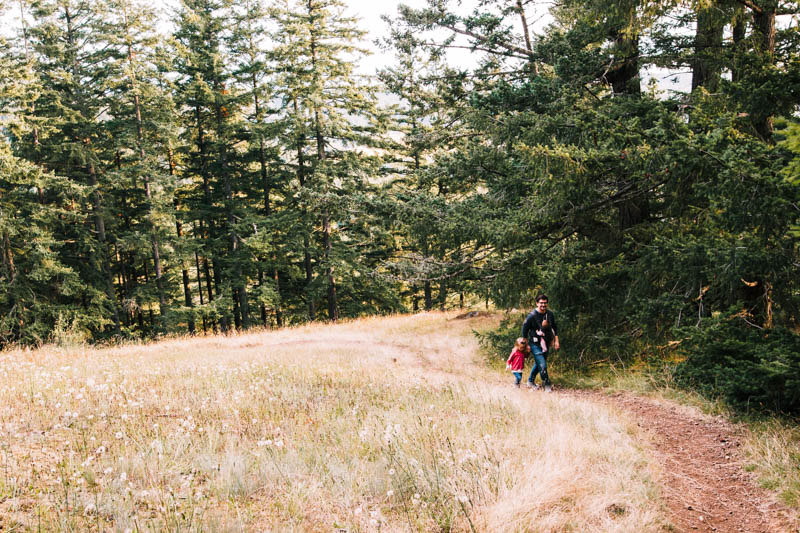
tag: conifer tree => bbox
[104,0,183,330]
[378,30,456,310]
[21,0,123,336]
[0,25,86,345]
[229,0,286,327]
[173,0,248,331]
[270,0,392,321]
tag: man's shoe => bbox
[525,382,534,389]
[544,385,552,392]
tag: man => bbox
[522,294,560,391]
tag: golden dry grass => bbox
[0,311,667,532]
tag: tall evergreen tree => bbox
[229,0,287,327]
[104,0,184,331]
[20,0,124,336]
[0,24,87,345]
[173,0,249,331]
[270,0,393,321]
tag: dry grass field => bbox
[0,312,666,532]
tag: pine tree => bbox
[21,0,123,337]
[104,0,184,330]
[0,27,87,345]
[269,0,392,321]
[173,0,245,331]
[229,0,286,327]
[378,28,457,310]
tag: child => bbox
[533,327,548,353]
[506,337,530,387]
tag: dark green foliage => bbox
[675,314,800,415]
[390,0,800,415]
[1,0,799,363]
[475,312,526,363]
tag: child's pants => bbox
[512,372,522,386]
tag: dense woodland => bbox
[1,0,799,408]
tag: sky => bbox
[0,0,691,91]
[348,0,552,75]
[0,0,465,75]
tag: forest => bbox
[0,0,799,409]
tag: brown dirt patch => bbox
[565,389,799,533]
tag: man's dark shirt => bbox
[522,309,558,350]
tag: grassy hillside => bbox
[0,312,666,532]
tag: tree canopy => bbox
[1,0,798,409]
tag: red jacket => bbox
[506,349,526,371]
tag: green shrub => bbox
[475,312,526,364]
[675,313,800,415]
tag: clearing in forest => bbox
[0,312,794,532]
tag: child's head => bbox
[514,337,529,353]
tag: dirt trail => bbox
[565,389,798,533]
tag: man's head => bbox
[535,294,548,313]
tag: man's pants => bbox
[527,346,550,386]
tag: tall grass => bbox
[0,312,666,531]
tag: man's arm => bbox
[550,311,560,350]
[522,313,533,340]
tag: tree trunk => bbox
[731,8,747,83]
[212,257,228,332]
[606,33,641,96]
[252,72,283,327]
[515,0,537,74]
[308,7,338,322]
[170,149,195,334]
[194,246,207,334]
[605,23,648,231]
[215,87,248,329]
[294,102,315,320]
[195,103,226,333]
[88,161,122,335]
[752,5,775,142]
[123,6,166,318]
[424,282,432,311]
[692,4,724,91]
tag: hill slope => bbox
[0,312,794,531]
